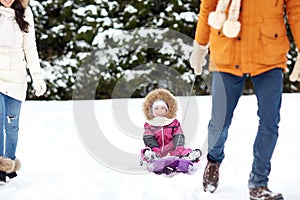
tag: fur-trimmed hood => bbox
[21,0,29,8]
[143,88,177,120]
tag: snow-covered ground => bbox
[0,93,299,200]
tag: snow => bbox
[74,5,98,16]
[78,26,93,34]
[124,5,138,14]
[0,93,299,199]
[173,12,196,22]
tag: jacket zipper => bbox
[161,127,164,155]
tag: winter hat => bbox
[151,99,169,115]
[208,0,241,38]
[143,88,177,120]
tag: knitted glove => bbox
[174,146,192,157]
[290,55,300,82]
[32,74,47,97]
[189,41,208,75]
[151,147,162,158]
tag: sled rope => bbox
[181,75,196,125]
[176,74,208,149]
[181,74,208,125]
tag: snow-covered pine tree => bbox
[28,0,298,100]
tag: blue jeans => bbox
[207,68,283,188]
[0,93,22,160]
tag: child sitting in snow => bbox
[141,88,201,163]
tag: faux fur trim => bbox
[13,158,21,171]
[0,156,15,173]
[143,88,177,120]
[223,20,241,38]
[208,0,241,38]
[146,117,175,127]
[21,0,29,8]
[208,11,226,30]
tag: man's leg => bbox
[204,72,246,193]
[249,68,283,199]
[207,72,246,162]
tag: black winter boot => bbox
[6,172,17,179]
[6,158,21,180]
[0,171,6,184]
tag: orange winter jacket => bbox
[195,0,300,76]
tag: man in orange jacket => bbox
[190,0,300,199]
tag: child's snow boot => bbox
[183,149,202,163]
[141,149,160,163]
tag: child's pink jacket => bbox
[143,119,185,156]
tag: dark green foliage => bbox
[27,0,299,100]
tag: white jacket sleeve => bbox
[23,6,42,77]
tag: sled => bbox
[141,156,200,176]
